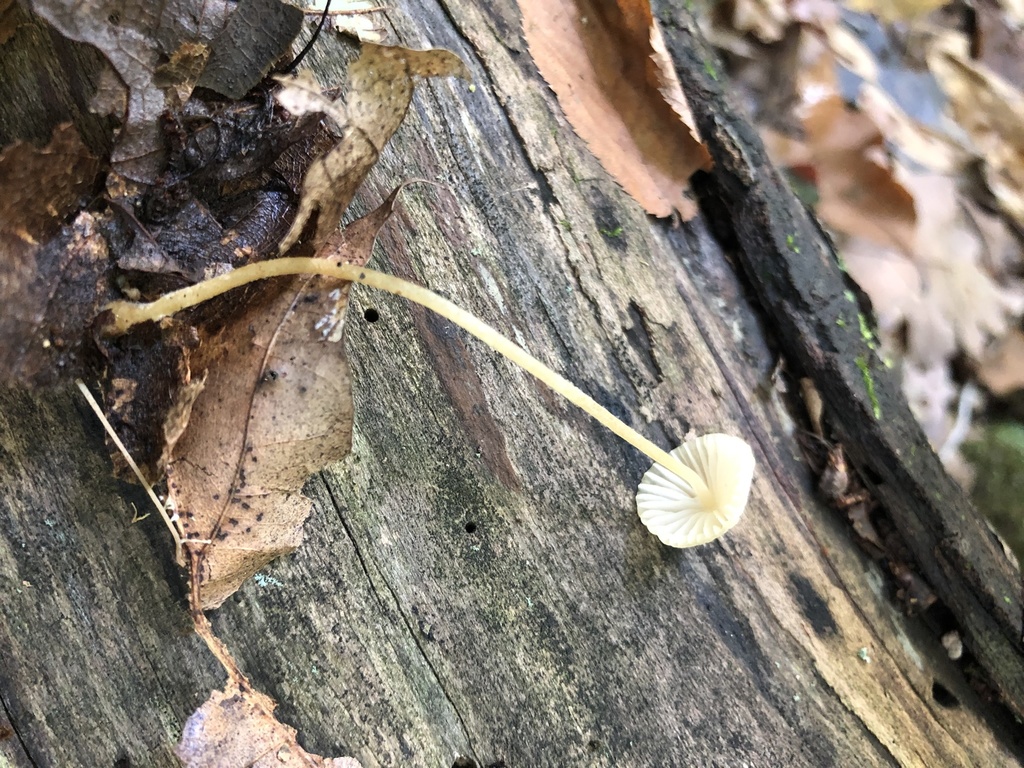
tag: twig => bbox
[75,379,184,563]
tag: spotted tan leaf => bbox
[170,190,402,609]
[277,43,468,253]
[178,679,361,767]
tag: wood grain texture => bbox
[0,2,113,153]
[1,1,1022,766]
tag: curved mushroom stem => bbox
[102,257,711,496]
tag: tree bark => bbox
[2,1,1023,766]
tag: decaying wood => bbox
[661,4,1024,722]
[0,2,112,154]
[1,1,1022,767]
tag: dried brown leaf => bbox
[799,376,824,438]
[153,41,211,106]
[171,191,401,609]
[0,124,107,385]
[856,82,969,175]
[648,19,694,127]
[765,103,916,253]
[762,34,917,253]
[847,502,886,558]
[520,0,711,219]
[178,680,361,767]
[978,329,1024,396]
[902,169,1024,362]
[805,26,969,176]
[928,32,1024,227]
[27,0,234,180]
[843,170,1024,370]
[277,44,467,252]
[196,0,304,99]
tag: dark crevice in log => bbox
[321,476,482,763]
[0,690,38,768]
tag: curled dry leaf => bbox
[170,190,402,609]
[275,70,349,127]
[520,0,711,219]
[178,680,361,767]
[277,43,469,252]
[0,123,106,386]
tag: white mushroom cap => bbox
[635,433,755,548]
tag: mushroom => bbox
[635,434,755,548]
[103,258,757,546]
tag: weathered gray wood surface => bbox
[2,1,1023,766]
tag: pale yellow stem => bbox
[103,258,708,495]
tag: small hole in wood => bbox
[464,521,477,534]
[451,758,477,768]
[931,680,960,708]
[861,463,884,486]
[363,307,380,323]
